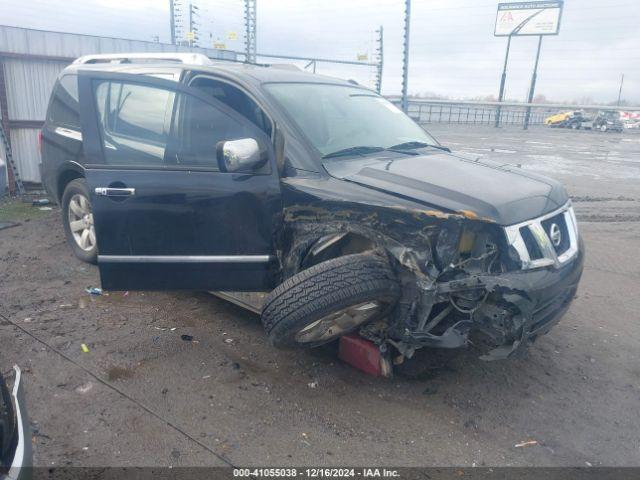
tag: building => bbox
[0,25,237,188]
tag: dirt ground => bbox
[1,125,639,467]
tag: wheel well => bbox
[57,169,83,202]
[301,232,378,269]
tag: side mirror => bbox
[217,138,263,173]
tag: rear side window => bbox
[94,81,175,166]
[48,75,80,129]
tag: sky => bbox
[1,0,638,104]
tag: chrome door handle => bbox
[95,187,136,197]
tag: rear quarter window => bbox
[47,75,80,129]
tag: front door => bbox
[78,71,281,291]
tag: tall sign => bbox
[493,1,564,128]
[495,1,563,36]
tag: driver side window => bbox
[170,92,257,169]
[190,77,272,138]
[93,79,265,171]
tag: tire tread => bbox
[261,253,400,347]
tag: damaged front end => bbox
[373,203,583,361]
[282,184,583,361]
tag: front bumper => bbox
[1,366,31,480]
[399,236,584,360]
[477,236,584,359]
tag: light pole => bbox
[169,0,176,44]
[617,74,625,106]
[375,26,384,94]
[401,0,411,113]
[188,3,199,47]
[495,34,512,127]
[244,0,257,63]
[523,35,543,130]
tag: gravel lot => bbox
[1,125,639,467]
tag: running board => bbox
[209,291,267,314]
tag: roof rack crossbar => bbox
[72,53,214,65]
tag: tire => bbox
[262,253,400,348]
[600,124,608,132]
[61,178,98,264]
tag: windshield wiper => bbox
[388,141,451,152]
[322,146,386,159]
[322,142,446,160]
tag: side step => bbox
[209,291,267,314]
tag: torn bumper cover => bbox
[398,237,584,360]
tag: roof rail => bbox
[268,64,302,71]
[72,53,213,65]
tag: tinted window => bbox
[190,77,272,137]
[171,91,259,169]
[48,75,80,128]
[94,81,175,166]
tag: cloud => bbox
[0,0,637,103]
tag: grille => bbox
[504,203,579,270]
[541,213,570,256]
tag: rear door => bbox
[77,70,281,291]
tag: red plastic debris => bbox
[338,334,390,377]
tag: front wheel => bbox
[261,253,400,348]
[61,178,98,264]
[600,124,608,132]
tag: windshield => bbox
[264,83,438,157]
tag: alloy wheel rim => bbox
[295,301,382,343]
[68,193,96,252]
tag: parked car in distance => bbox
[592,110,623,132]
[620,111,640,129]
[40,53,584,362]
[0,366,31,480]
[562,111,592,130]
[544,111,572,126]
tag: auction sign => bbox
[495,1,564,36]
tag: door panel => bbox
[78,71,281,291]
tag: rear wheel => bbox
[61,178,97,264]
[261,253,400,348]
[600,124,608,132]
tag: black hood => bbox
[323,151,568,226]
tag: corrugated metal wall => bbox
[0,26,239,60]
[9,128,40,182]
[0,25,237,185]
[4,59,67,121]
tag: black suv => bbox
[40,53,584,361]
